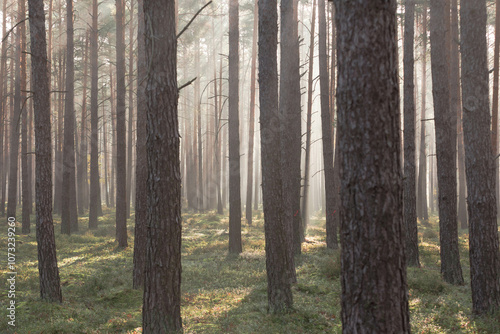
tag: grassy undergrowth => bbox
[0,208,499,333]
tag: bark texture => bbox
[334,1,410,332]
[141,0,182,331]
[460,0,500,314]
[259,0,293,313]
[28,0,63,303]
[228,0,242,254]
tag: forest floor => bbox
[0,208,499,333]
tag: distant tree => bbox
[319,0,337,250]
[77,32,89,215]
[460,0,500,315]
[133,0,147,290]
[228,0,242,254]
[28,0,63,303]
[430,0,464,285]
[89,0,102,229]
[61,0,78,235]
[142,0,182,331]
[333,0,411,332]
[259,0,293,313]
[417,2,429,223]
[0,0,6,217]
[403,0,419,267]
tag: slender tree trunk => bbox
[319,0,337,249]
[110,69,116,208]
[404,0,420,267]
[460,0,500,315]
[228,0,242,254]
[133,0,147,290]
[103,109,109,208]
[28,0,63,303]
[89,0,101,229]
[430,0,464,285]
[61,0,78,234]
[246,0,258,225]
[126,0,135,217]
[142,0,182,331]
[0,0,5,216]
[78,32,89,214]
[259,0,293,313]
[334,1,411,331]
[21,0,30,233]
[417,3,429,224]
[115,0,128,247]
[301,0,316,233]
[451,0,467,229]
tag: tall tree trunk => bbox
[0,0,6,216]
[133,0,147,289]
[259,0,293,313]
[110,69,116,208]
[460,0,500,315]
[301,0,316,232]
[126,0,135,217]
[103,108,109,208]
[280,0,302,260]
[21,0,30,233]
[417,2,429,223]
[493,0,500,217]
[61,0,78,234]
[78,32,89,214]
[89,0,101,229]
[246,0,258,225]
[451,0,467,228]
[334,1,411,332]
[115,0,128,247]
[319,0,337,249]
[228,0,242,254]
[404,0,420,267]
[142,0,182,331]
[28,0,63,303]
[430,0,464,285]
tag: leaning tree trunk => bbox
[115,0,128,247]
[142,0,182,331]
[259,0,293,313]
[228,0,242,254]
[430,0,464,285]
[334,0,411,332]
[403,0,420,267]
[460,0,500,315]
[28,0,63,303]
[319,0,337,249]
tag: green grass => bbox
[0,210,499,333]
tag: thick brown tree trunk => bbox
[493,0,500,217]
[403,0,420,267]
[460,0,500,315]
[228,0,242,254]
[319,0,337,250]
[61,0,78,234]
[259,0,293,313]
[142,0,182,331]
[28,0,63,303]
[115,0,128,247]
[430,0,464,285]
[280,0,302,260]
[334,1,411,332]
